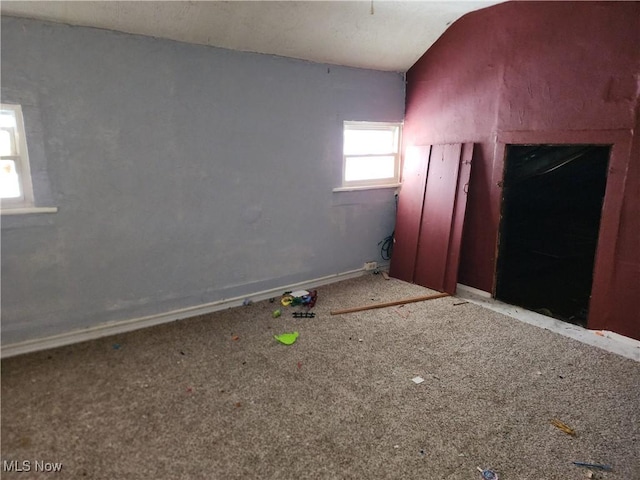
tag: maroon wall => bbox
[404,1,640,339]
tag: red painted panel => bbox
[414,144,462,292]
[597,261,640,340]
[589,121,640,339]
[444,143,474,294]
[389,146,430,282]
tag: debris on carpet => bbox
[330,292,449,315]
[477,467,499,480]
[551,418,576,436]
[572,462,612,471]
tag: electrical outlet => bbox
[364,261,378,271]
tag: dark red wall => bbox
[404,1,640,339]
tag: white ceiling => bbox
[1,1,499,72]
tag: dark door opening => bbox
[495,145,610,327]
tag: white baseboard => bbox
[1,267,375,359]
[456,283,492,298]
[455,285,640,362]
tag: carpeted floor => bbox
[2,274,639,479]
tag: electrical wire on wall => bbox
[379,233,393,261]
[378,192,398,261]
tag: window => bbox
[1,104,35,209]
[342,121,401,188]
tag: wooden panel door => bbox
[389,146,430,282]
[443,142,473,293]
[413,144,462,290]
[391,143,473,294]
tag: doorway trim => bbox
[491,129,633,330]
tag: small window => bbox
[342,121,401,188]
[0,104,35,208]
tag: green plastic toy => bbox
[274,332,299,345]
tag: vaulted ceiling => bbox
[1,1,499,72]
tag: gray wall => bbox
[1,17,404,345]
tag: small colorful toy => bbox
[281,290,318,309]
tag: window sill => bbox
[333,184,400,193]
[1,206,58,215]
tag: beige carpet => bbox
[2,274,639,479]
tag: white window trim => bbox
[1,206,58,215]
[1,103,36,211]
[332,184,401,193]
[341,121,402,189]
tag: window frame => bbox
[1,103,35,209]
[341,121,402,189]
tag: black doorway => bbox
[495,145,610,327]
